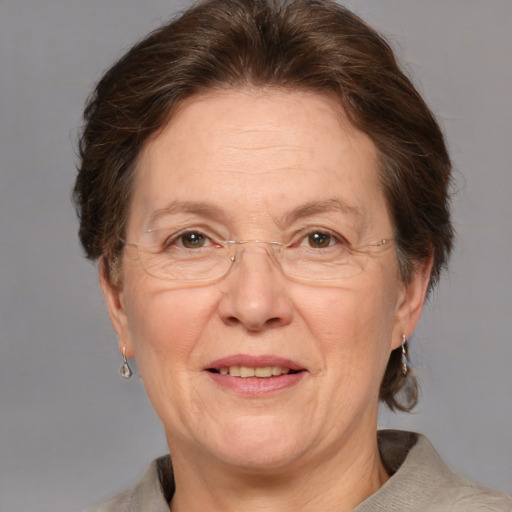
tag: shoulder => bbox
[426,469,512,512]
[432,484,512,512]
[356,430,512,512]
[85,455,173,512]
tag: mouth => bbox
[204,355,306,390]
[207,366,301,378]
[204,354,306,394]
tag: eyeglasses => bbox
[121,228,393,285]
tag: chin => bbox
[197,415,312,472]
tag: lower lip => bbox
[206,371,305,395]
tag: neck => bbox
[168,426,388,512]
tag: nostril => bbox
[223,316,240,327]
[266,317,283,327]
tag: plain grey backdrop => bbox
[1,1,511,511]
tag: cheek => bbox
[301,285,394,342]
[122,279,220,371]
[296,280,399,379]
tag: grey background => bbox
[1,1,511,510]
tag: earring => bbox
[120,346,132,379]
[401,334,408,376]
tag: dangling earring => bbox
[401,334,408,376]
[120,346,132,379]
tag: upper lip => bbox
[205,354,305,372]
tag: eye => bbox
[307,231,334,249]
[163,230,214,250]
[180,231,207,249]
[297,230,348,250]
[291,228,353,251]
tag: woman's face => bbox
[102,89,429,472]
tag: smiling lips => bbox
[206,356,305,392]
[207,355,302,375]
[214,365,292,378]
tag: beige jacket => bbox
[88,430,512,511]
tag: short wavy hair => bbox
[74,0,454,412]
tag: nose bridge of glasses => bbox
[227,240,283,266]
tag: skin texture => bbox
[101,89,431,512]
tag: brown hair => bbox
[74,0,454,411]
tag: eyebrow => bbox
[148,200,226,227]
[278,198,363,227]
[147,198,362,228]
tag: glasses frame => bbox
[121,237,394,286]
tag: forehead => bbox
[129,88,388,233]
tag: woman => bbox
[74,0,512,510]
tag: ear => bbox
[391,255,433,350]
[98,258,135,358]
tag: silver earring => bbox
[120,346,132,379]
[401,334,408,376]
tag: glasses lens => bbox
[130,238,390,283]
[138,245,231,282]
[281,246,367,281]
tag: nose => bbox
[217,245,294,331]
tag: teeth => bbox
[255,366,272,378]
[240,366,255,378]
[229,366,241,377]
[218,366,292,378]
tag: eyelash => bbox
[160,227,349,250]
[162,229,217,249]
[293,228,349,249]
